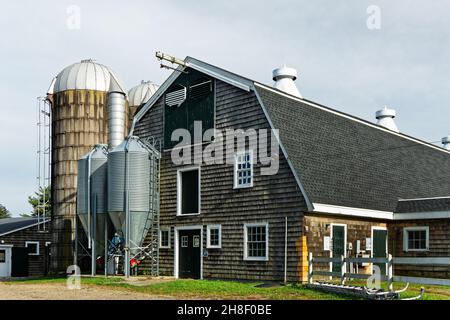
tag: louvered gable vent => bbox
[165,85,186,107]
[189,79,212,101]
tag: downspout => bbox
[284,216,288,284]
[124,138,131,278]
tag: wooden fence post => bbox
[308,252,313,284]
[340,255,346,285]
[387,254,393,291]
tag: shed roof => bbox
[0,218,48,236]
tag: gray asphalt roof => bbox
[395,197,450,213]
[256,86,450,212]
[0,217,47,236]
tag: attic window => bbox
[189,79,212,101]
[234,151,253,188]
[165,85,186,107]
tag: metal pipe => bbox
[107,92,126,149]
[155,51,187,67]
[284,216,288,284]
[86,148,94,249]
[104,214,108,277]
[124,138,131,278]
[91,194,97,276]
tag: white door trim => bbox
[174,225,203,279]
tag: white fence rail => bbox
[308,252,394,291]
[308,253,450,287]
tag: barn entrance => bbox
[11,247,29,277]
[331,224,347,273]
[372,228,388,275]
[177,229,201,279]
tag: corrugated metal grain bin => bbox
[107,136,151,255]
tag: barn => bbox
[129,56,450,283]
[0,218,51,278]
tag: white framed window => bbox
[45,241,51,247]
[244,223,269,261]
[403,227,429,252]
[207,225,222,249]
[177,167,201,216]
[160,228,170,249]
[234,151,253,188]
[25,241,39,256]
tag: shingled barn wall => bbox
[388,220,450,279]
[304,213,387,275]
[134,76,308,281]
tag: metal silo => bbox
[76,144,108,270]
[108,135,158,276]
[47,59,127,273]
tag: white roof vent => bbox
[375,106,399,132]
[442,135,450,150]
[272,65,302,98]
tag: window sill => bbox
[244,257,269,262]
[404,249,429,252]
[177,213,200,217]
[233,184,253,190]
[207,246,221,249]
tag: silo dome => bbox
[128,80,159,107]
[50,59,125,94]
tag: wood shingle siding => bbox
[134,79,308,281]
[389,220,450,279]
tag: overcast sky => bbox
[1,0,450,216]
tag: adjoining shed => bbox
[0,218,51,278]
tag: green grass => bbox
[115,279,354,300]
[4,277,351,300]
[5,276,450,300]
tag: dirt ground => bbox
[0,281,174,300]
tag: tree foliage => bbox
[0,204,11,219]
[28,186,51,217]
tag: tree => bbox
[28,186,51,217]
[0,204,11,219]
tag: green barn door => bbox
[332,225,345,273]
[373,229,387,275]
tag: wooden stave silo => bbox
[48,60,129,273]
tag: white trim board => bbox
[394,211,450,220]
[398,196,450,201]
[393,257,450,265]
[393,275,450,287]
[312,203,393,220]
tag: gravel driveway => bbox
[0,282,173,300]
